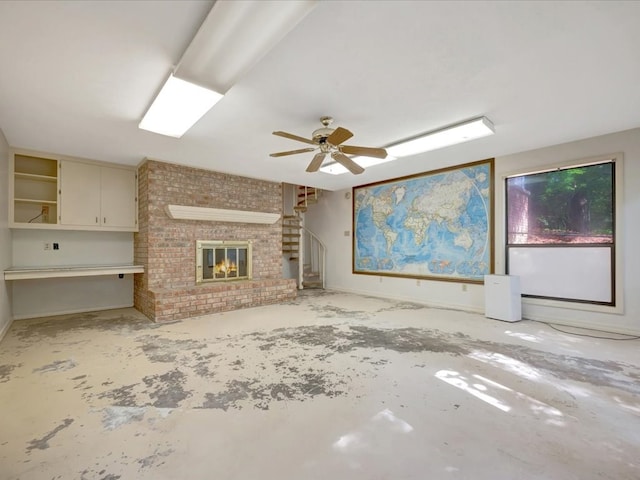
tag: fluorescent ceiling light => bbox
[175,0,317,93]
[386,117,495,158]
[140,1,315,138]
[138,74,223,138]
[320,155,397,175]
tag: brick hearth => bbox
[134,159,296,322]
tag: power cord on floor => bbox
[528,319,640,341]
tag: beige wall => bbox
[305,127,640,335]
[10,229,135,319]
[0,129,12,339]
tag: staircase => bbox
[294,186,319,213]
[282,185,326,290]
[282,215,301,261]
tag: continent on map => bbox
[353,162,491,281]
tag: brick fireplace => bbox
[134,159,296,322]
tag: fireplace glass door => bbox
[197,241,251,283]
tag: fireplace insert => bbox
[196,240,252,284]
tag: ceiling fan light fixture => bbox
[271,116,388,175]
[320,155,397,175]
[139,74,223,138]
[386,116,495,158]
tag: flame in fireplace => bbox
[215,259,237,275]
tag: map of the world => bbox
[353,160,493,282]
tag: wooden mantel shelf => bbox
[4,264,144,281]
[165,205,280,224]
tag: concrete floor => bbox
[0,290,639,480]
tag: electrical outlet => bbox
[462,284,468,292]
[416,280,421,286]
[44,242,51,251]
[344,230,350,237]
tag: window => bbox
[505,160,615,305]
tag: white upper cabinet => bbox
[9,150,137,231]
[59,160,137,231]
[59,161,101,226]
[100,166,137,229]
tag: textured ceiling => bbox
[0,0,639,190]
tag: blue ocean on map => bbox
[354,163,491,280]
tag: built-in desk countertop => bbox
[4,264,144,281]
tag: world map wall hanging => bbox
[352,158,494,283]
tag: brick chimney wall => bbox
[134,159,296,322]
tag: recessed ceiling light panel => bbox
[386,116,495,158]
[139,74,223,138]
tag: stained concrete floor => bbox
[0,290,639,480]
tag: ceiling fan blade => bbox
[326,127,353,146]
[306,152,327,172]
[331,152,364,175]
[273,131,316,145]
[270,147,316,157]
[340,145,388,159]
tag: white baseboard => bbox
[11,303,135,321]
[522,311,640,337]
[0,316,14,343]
[326,286,485,315]
[326,286,640,336]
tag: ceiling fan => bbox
[270,116,387,174]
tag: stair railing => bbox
[298,226,326,290]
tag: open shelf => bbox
[15,198,58,204]
[12,154,59,225]
[14,154,57,176]
[14,172,57,182]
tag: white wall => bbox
[12,230,133,267]
[305,128,640,335]
[10,230,135,319]
[0,129,12,339]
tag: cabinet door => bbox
[59,161,101,226]
[100,167,137,229]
